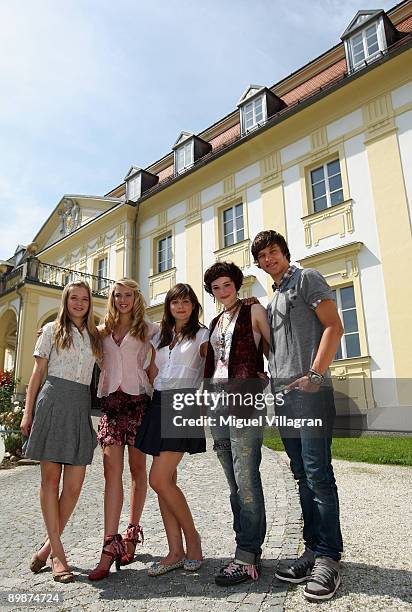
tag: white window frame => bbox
[97,256,108,291]
[333,285,361,360]
[157,234,172,273]
[175,140,194,174]
[222,203,244,247]
[241,94,267,133]
[346,17,387,72]
[126,174,141,201]
[310,158,344,213]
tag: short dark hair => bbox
[203,261,244,295]
[251,230,291,262]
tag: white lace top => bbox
[33,322,96,386]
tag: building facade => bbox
[1,1,411,411]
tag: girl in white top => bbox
[20,281,102,583]
[135,283,208,575]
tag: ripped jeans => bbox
[211,415,266,565]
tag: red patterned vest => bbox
[204,304,264,380]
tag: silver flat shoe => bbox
[148,559,185,577]
[183,558,203,571]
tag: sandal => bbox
[29,540,48,573]
[120,523,144,566]
[50,555,75,584]
[88,534,125,581]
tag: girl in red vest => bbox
[203,261,270,586]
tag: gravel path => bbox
[0,431,299,612]
[284,458,412,611]
[1,430,411,611]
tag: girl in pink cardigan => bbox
[88,278,157,581]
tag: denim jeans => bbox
[211,414,266,565]
[278,386,343,561]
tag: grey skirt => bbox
[25,376,97,465]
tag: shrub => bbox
[0,370,23,456]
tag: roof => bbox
[105,1,412,200]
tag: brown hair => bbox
[157,283,205,349]
[203,261,243,295]
[251,230,291,263]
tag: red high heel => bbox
[120,523,144,565]
[88,534,125,581]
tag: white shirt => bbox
[34,322,96,386]
[153,327,209,391]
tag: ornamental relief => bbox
[59,198,81,236]
[303,200,354,247]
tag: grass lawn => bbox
[263,429,412,466]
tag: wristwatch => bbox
[308,369,324,386]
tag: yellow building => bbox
[1,1,412,417]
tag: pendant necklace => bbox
[218,299,240,362]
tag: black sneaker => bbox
[304,556,341,601]
[215,561,261,586]
[275,547,315,583]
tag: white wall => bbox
[138,236,151,301]
[174,220,187,284]
[201,205,216,326]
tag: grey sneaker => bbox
[275,547,315,583]
[304,556,341,601]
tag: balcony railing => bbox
[0,257,115,297]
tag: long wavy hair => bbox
[157,283,205,349]
[54,281,102,360]
[101,278,148,341]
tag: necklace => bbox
[168,329,183,359]
[217,303,240,362]
[223,298,241,313]
[113,327,129,346]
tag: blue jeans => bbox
[211,415,266,565]
[278,387,343,561]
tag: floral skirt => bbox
[97,389,148,447]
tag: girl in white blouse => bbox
[20,281,102,583]
[135,283,208,575]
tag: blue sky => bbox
[0,0,396,260]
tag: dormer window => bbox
[124,166,159,202]
[173,132,212,175]
[238,85,286,136]
[351,21,380,66]
[127,173,141,201]
[244,96,264,131]
[176,139,193,174]
[341,10,399,74]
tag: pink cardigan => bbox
[97,321,158,398]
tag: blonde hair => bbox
[102,278,148,341]
[54,281,102,361]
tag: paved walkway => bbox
[0,433,300,612]
[1,431,411,611]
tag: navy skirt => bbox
[135,389,206,456]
